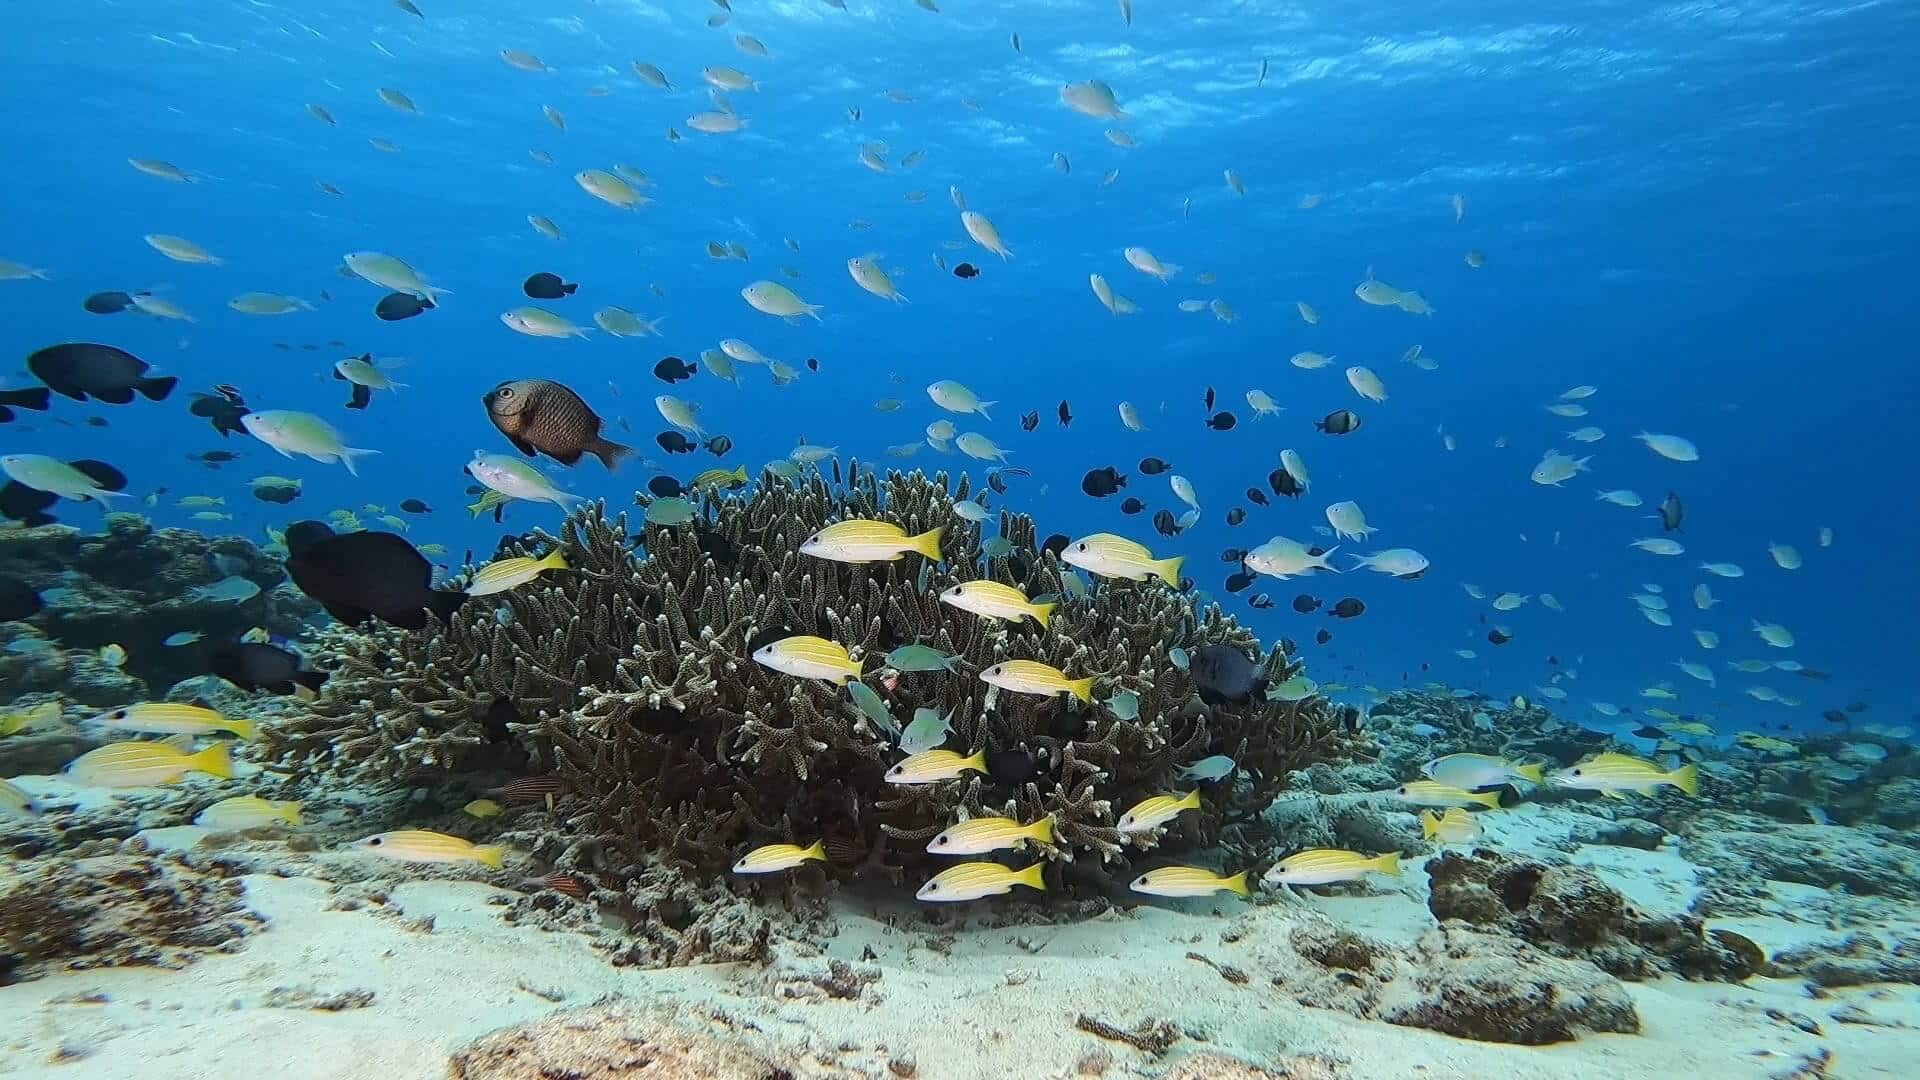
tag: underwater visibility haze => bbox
[2,1,1918,1077]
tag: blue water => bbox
[6,0,1916,733]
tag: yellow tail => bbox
[471,844,506,869]
[1026,816,1056,845]
[1176,789,1202,811]
[960,749,989,776]
[1419,811,1440,840]
[225,718,258,740]
[1066,675,1095,704]
[276,801,305,827]
[1013,862,1047,892]
[800,838,827,862]
[1028,600,1056,629]
[1668,763,1699,796]
[909,526,945,561]
[1513,762,1544,784]
[1153,554,1186,587]
[1373,852,1402,877]
[1469,789,1502,810]
[1221,870,1250,896]
[729,465,748,484]
[188,741,233,779]
[538,549,569,572]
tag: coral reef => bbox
[1425,848,1757,980]
[0,853,263,984]
[446,999,791,1080]
[262,468,1356,898]
[0,516,314,702]
[1678,812,1920,902]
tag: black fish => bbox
[695,527,738,565]
[341,380,373,410]
[1120,497,1144,515]
[1315,410,1362,435]
[207,643,326,697]
[986,748,1037,784]
[82,290,139,315]
[0,575,44,621]
[1328,598,1365,618]
[252,484,299,504]
[1057,400,1072,426]
[1224,507,1245,527]
[1020,411,1039,432]
[188,385,250,438]
[399,498,432,514]
[83,416,108,427]
[656,431,696,454]
[1153,509,1179,537]
[1821,710,1846,724]
[1138,457,1171,475]
[1203,387,1215,411]
[522,272,577,299]
[0,387,51,424]
[1219,548,1247,563]
[1245,487,1268,507]
[1487,628,1512,645]
[485,379,631,468]
[1224,571,1253,593]
[1315,629,1332,645]
[1189,644,1263,706]
[26,343,176,404]
[1081,467,1126,497]
[952,262,979,279]
[1206,411,1236,431]
[1292,594,1321,613]
[189,450,238,464]
[653,356,697,383]
[482,698,517,744]
[1268,468,1303,498]
[374,292,434,321]
[703,435,733,457]
[806,357,820,372]
[283,523,466,630]
[1248,594,1273,610]
[647,475,684,497]
[1633,725,1666,739]
[1041,534,1070,561]
[1657,492,1684,532]
[0,459,125,527]
[987,472,1007,495]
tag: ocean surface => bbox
[4,1,1919,1073]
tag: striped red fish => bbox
[486,775,568,803]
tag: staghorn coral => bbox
[262,466,1356,900]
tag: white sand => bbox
[5,844,1915,1080]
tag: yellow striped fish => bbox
[938,580,1054,627]
[1549,753,1698,798]
[1060,532,1184,586]
[90,702,255,739]
[65,740,233,788]
[466,549,568,597]
[732,839,826,874]
[690,465,749,491]
[751,635,865,684]
[799,519,945,563]
[1130,866,1250,898]
[1420,808,1482,843]
[1116,790,1200,834]
[195,796,303,830]
[1263,848,1400,887]
[1386,780,1502,809]
[926,816,1054,855]
[886,748,988,785]
[350,829,506,868]
[916,861,1046,902]
[979,659,1093,703]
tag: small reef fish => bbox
[916,861,1045,902]
[1263,848,1401,887]
[940,580,1054,627]
[463,799,503,818]
[90,702,255,739]
[0,701,62,736]
[65,740,233,788]
[1421,754,1542,789]
[886,748,989,785]
[196,796,303,830]
[885,644,961,673]
[1178,755,1237,783]
[1061,532,1184,585]
[351,829,506,868]
[1387,781,1502,809]
[800,519,944,563]
[979,660,1094,703]
[732,839,827,874]
[1550,753,1698,798]
[1130,866,1250,898]
[898,708,953,755]
[466,549,568,596]
[752,635,865,685]
[1420,808,1482,843]
[1117,789,1200,833]
[927,816,1055,855]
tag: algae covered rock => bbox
[1380,926,1641,1045]
[446,1000,788,1080]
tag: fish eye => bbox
[368,836,383,846]
[1572,769,1583,776]
[933,835,948,846]
[497,387,513,399]
[925,883,939,892]
[110,709,127,719]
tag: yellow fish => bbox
[926,816,1054,855]
[465,549,568,597]
[1263,848,1401,887]
[1060,532,1184,585]
[1420,808,1482,844]
[1130,866,1250,898]
[799,518,945,563]
[751,635,865,685]
[938,580,1053,627]
[89,702,255,739]
[1386,780,1501,809]
[462,799,503,818]
[196,796,303,829]
[979,659,1093,703]
[467,490,513,518]
[885,748,988,785]
[1549,753,1698,798]
[690,465,749,491]
[1116,790,1200,834]
[0,701,62,736]
[350,829,506,868]
[731,839,827,874]
[916,861,1046,902]
[65,740,233,788]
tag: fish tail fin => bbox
[1471,789,1503,810]
[1153,554,1186,587]
[1669,763,1699,796]
[1514,763,1545,784]
[1028,816,1056,845]
[801,838,826,862]
[908,525,945,561]
[1066,675,1094,704]
[225,718,258,740]
[277,801,305,826]
[562,283,578,295]
[189,741,234,779]
[1162,261,1182,279]
[962,749,989,775]
[336,447,380,476]
[590,438,633,470]
[1013,862,1047,892]
[1373,852,1402,876]
[1420,811,1440,840]
[730,465,748,484]
[975,400,995,420]
[1028,600,1056,629]
[1177,789,1201,811]
[471,844,506,869]
[1221,870,1250,896]
[539,549,569,572]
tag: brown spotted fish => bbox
[484,379,631,468]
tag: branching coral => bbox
[261,466,1358,895]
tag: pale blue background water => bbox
[4,0,1915,734]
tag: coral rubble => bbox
[446,1000,789,1080]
